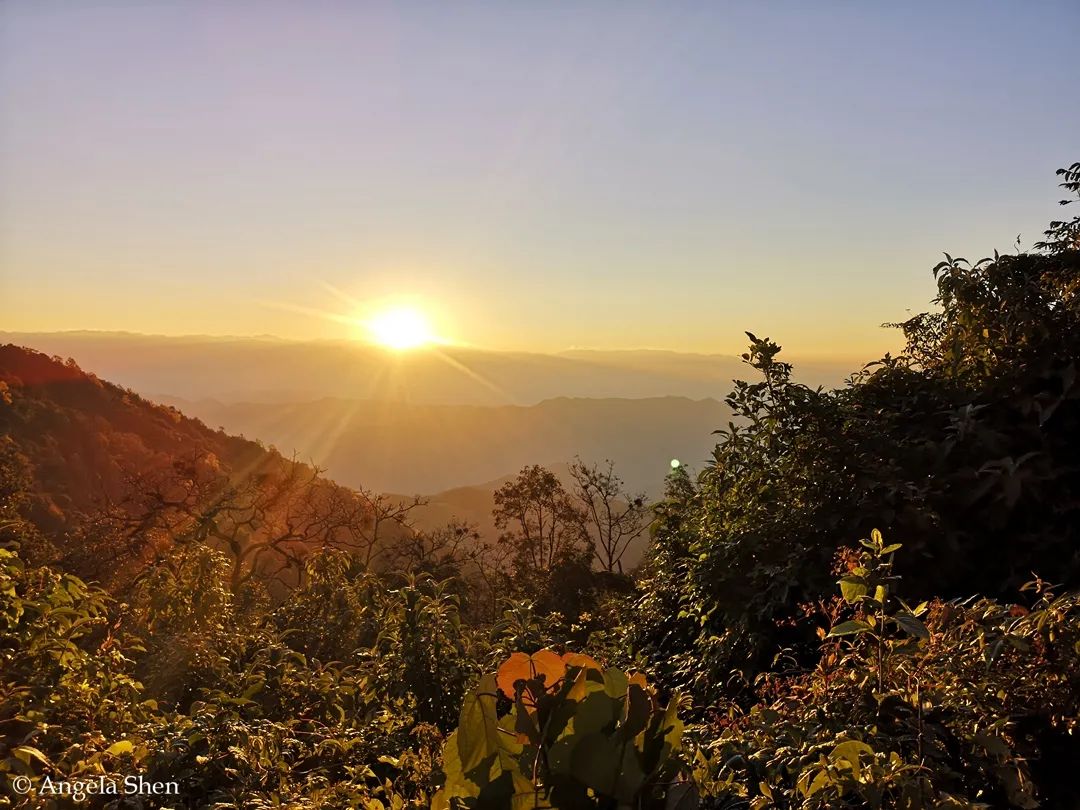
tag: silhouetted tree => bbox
[387,519,481,579]
[569,457,648,573]
[67,452,382,594]
[631,162,1080,705]
[352,490,426,569]
[492,465,591,582]
[1035,161,1080,254]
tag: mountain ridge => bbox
[149,393,728,496]
[0,331,855,406]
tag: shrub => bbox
[435,650,696,809]
[696,533,1080,809]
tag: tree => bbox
[0,437,52,562]
[569,458,648,573]
[1035,161,1080,254]
[631,162,1080,705]
[353,490,426,570]
[384,519,509,620]
[387,519,481,580]
[492,465,591,582]
[64,452,422,595]
[466,535,516,624]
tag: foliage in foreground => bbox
[698,531,1080,809]
[0,539,459,808]
[4,527,1078,809]
[436,650,691,809]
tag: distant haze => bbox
[2,330,858,499]
[155,395,729,497]
[1,332,856,406]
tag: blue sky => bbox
[1,1,1077,356]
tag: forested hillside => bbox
[2,164,1080,808]
[0,347,411,594]
[0,345,268,533]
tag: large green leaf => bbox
[570,732,645,804]
[619,684,652,739]
[892,611,930,640]
[438,732,479,803]
[458,675,502,775]
[827,619,872,637]
[573,691,618,737]
[830,740,874,767]
[838,576,868,604]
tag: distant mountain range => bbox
[0,336,859,578]
[2,332,858,534]
[0,345,689,572]
[0,332,857,406]
[154,394,729,496]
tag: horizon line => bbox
[0,328,882,363]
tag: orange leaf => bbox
[562,652,603,672]
[496,653,533,700]
[529,649,567,690]
[566,667,596,702]
[495,649,568,701]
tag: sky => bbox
[1,1,1078,358]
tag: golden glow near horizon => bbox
[365,306,437,350]
[2,5,1074,360]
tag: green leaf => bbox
[641,694,684,776]
[13,746,50,767]
[105,740,134,757]
[830,740,874,766]
[241,677,265,700]
[602,667,629,699]
[574,691,619,737]
[838,576,868,603]
[570,732,645,804]
[801,768,833,798]
[619,684,651,739]
[893,611,930,640]
[457,674,501,775]
[828,620,872,637]
[438,732,479,802]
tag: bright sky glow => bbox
[366,307,437,350]
[1,2,1078,357]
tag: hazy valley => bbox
[1,331,856,513]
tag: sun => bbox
[365,306,436,350]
